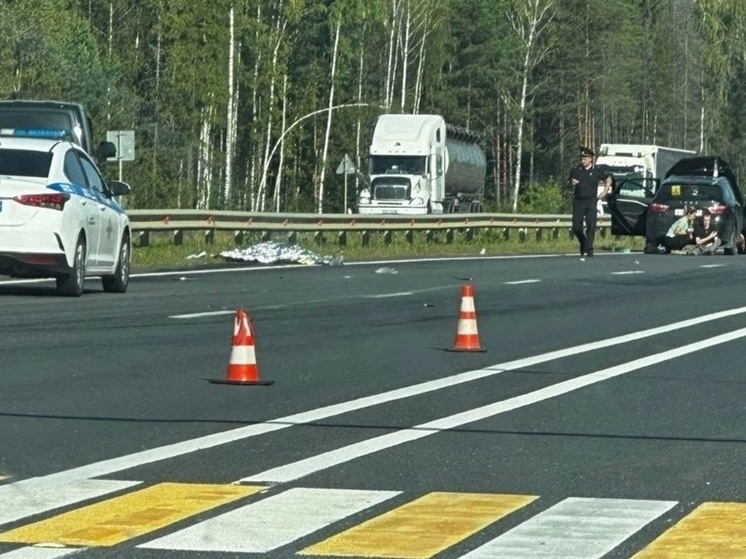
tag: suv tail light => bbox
[709,203,728,215]
[650,202,669,213]
[13,193,70,211]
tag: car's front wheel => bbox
[102,234,130,293]
[56,236,86,297]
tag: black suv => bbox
[0,99,115,159]
[608,156,745,255]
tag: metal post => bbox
[344,172,348,214]
[117,131,123,182]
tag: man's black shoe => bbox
[586,250,594,257]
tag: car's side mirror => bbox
[99,141,117,159]
[107,180,131,196]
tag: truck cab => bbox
[357,114,485,215]
[0,100,115,160]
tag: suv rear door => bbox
[606,176,656,236]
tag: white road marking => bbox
[170,286,455,318]
[504,279,540,285]
[0,479,140,527]
[461,497,676,558]
[701,264,725,268]
[170,310,235,319]
[611,271,645,275]
[141,487,399,554]
[0,548,77,559]
[5,305,746,524]
[240,326,746,483]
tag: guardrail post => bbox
[600,227,606,239]
[173,230,183,246]
[568,228,574,239]
[287,231,297,244]
[446,229,454,244]
[315,231,325,245]
[552,227,558,240]
[426,229,434,243]
[204,229,215,245]
[234,230,244,245]
[405,229,413,245]
[519,228,526,242]
[361,230,370,247]
[465,228,473,242]
[535,228,542,242]
[261,231,271,242]
[138,230,150,248]
[338,230,347,246]
[383,230,392,246]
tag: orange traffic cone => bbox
[447,284,486,352]
[210,309,274,385]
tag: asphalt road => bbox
[2,251,746,558]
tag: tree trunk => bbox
[317,17,341,213]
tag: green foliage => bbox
[1,0,744,213]
[516,180,571,214]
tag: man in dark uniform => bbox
[568,146,612,257]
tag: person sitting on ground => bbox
[689,208,721,255]
[663,206,697,253]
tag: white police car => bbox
[0,128,131,296]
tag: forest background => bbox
[0,0,742,215]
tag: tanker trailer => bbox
[357,114,486,214]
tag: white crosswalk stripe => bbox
[0,479,140,526]
[461,497,676,558]
[0,548,77,558]
[140,487,400,554]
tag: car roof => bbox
[0,135,68,152]
[0,99,86,111]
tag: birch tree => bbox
[508,0,556,212]
[316,16,342,213]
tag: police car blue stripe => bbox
[47,182,126,215]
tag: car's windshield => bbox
[656,182,722,202]
[0,149,52,178]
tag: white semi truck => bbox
[596,144,696,196]
[595,144,696,216]
[356,114,486,214]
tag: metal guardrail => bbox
[126,209,612,247]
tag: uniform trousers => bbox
[572,197,598,255]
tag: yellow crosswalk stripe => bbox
[634,502,746,558]
[301,492,537,559]
[0,482,265,547]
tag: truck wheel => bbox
[56,236,86,297]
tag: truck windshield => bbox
[370,155,427,175]
[0,149,53,178]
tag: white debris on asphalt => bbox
[220,241,343,266]
[374,267,398,274]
